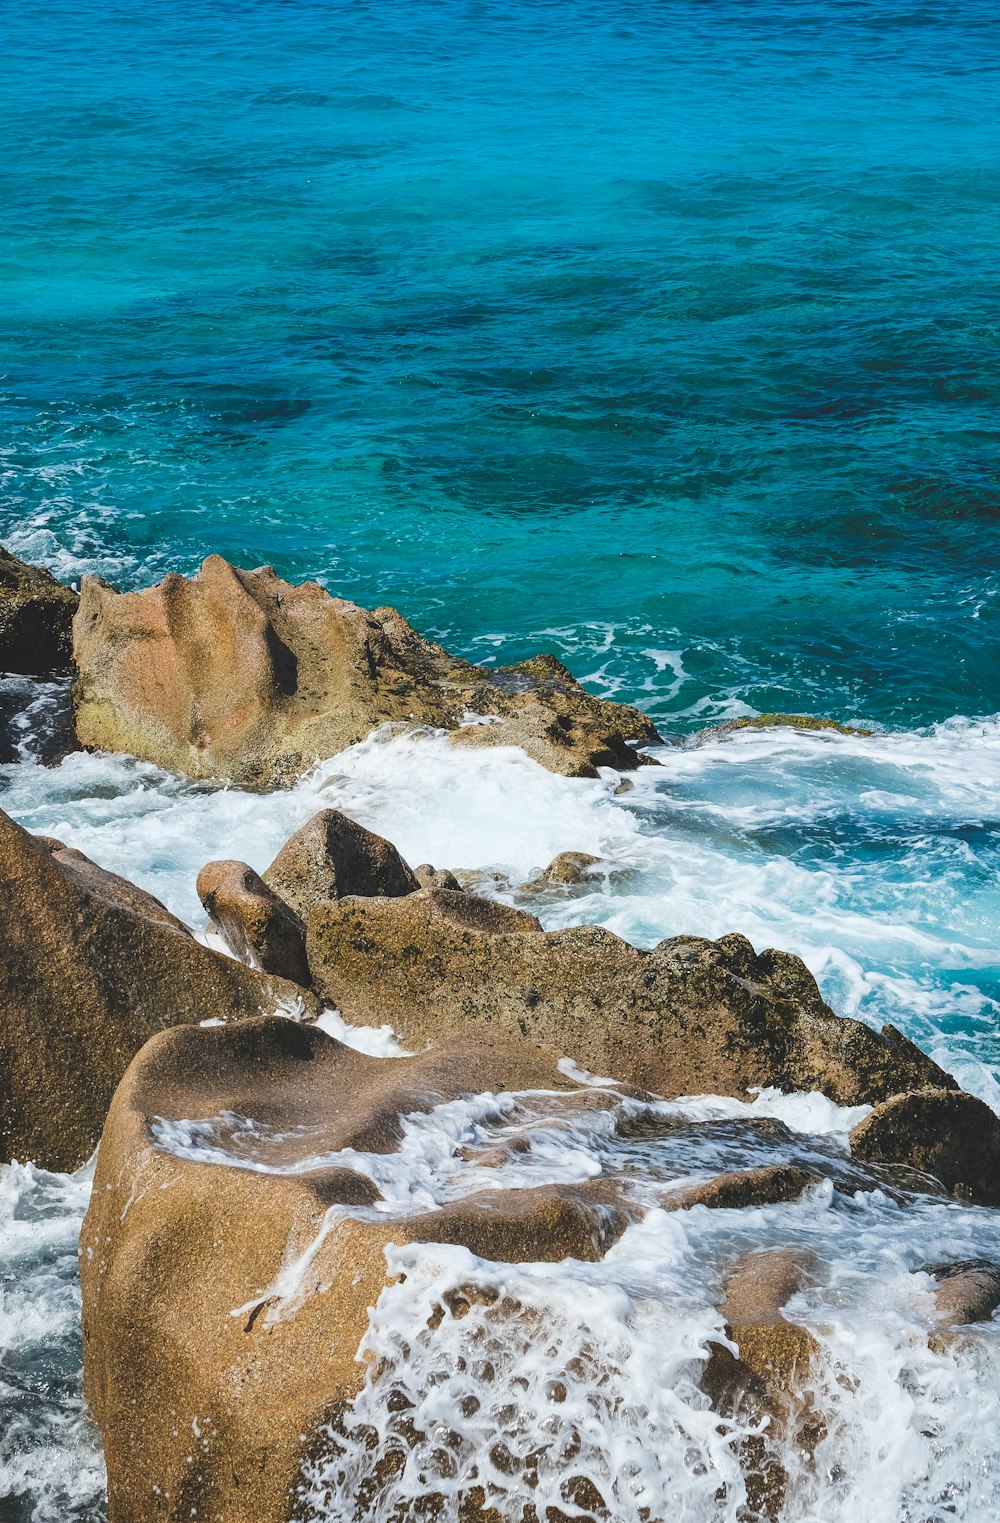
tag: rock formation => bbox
[262,807,419,920]
[0,810,317,1171]
[71,556,661,785]
[849,1087,1000,1206]
[307,892,952,1106]
[81,1016,622,1523]
[196,858,310,985]
[0,546,78,674]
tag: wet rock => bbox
[81,1016,614,1523]
[413,862,462,891]
[0,810,318,1172]
[661,1164,822,1212]
[703,1248,823,1521]
[196,859,309,986]
[849,1087,1000,1206]
[925,1260,1000,1327]
[450,866,512,895]
[72,556,661,785]
[694,712,872,741]
[307,893,952,1107]
[263,808,419,921]
[525,850,605,894]
[0,546,78,675]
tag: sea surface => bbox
[2,2,1000,1519]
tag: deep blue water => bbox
[3,0,999,730]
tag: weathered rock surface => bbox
[526,850,605,891]
[413,862,462,891]
[0,547,78,674]
[850,1087,1000,1206]
[196,858,309,985]
[81,1016,621,1523]
[263,807,419,921]
[307,896,952,1106]
[662,1163,821,1213]
[926,1261,1000,1327]
[72,556,661,785]
[0,811,317,1171]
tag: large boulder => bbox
[80,1016,624,1523]
[262,808,419,920]
[71,556,661,785]
[849,1088,1000,1206]
[0,546,78,674]
[196,858,309,986]
[307,892,952,1106]
[0,810,318,1171]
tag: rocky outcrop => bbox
[526,850,605,892]
[662,1164,821,1212]
[694,712,872,742]
[71,556,661,785]
[925,1261,1000,1327]
[0,546,78,674]
[263,808,419,920]
[81,1016,620,1523]
[849,1087,1000,1206]
[0,811,317,1171]
[413,862,462,891]
[307,894,952,1106]
[196,859,309,985]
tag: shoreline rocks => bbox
[306,892,952,1107]
[0,809,317,1172]
[849,1087,1000,1206]
[0,546,78,675]
[71,556,662,785]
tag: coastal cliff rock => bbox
[849,1087,1000,1206]
[0,810,317,1171]
[71,556,661,785]
[263,807,419,920]
[80,1017,620,1523]
[306,892,952,1106]
[196,858,310,985]
[0,546,78,674]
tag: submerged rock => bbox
[71,556,661,785]
[695,712,873,741]
[307,894,952,1107]
[849,1087,1000,1206]
[81,1016,617,1523]
[925,1260,1000,1328]
[525,850,606,892]
[0,810,317,1171]
[262,807,419,920]
[0,546,78,675]
[661,1163,822,1212]
[196,858,309,986]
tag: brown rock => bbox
[0,546,78,674]
[81,1016,622,1523]
[925,1261,1000,1327]
[413,862,462,891]
[72,557,662,786]
[527,850,604,890]
[307,893,952,1106]
[849,1087,1000,1205]
[262,808,419,922]
[662,1163,821,1212]
[0,810,317,1171]
[196,859,309,986]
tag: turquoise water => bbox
[3,0,999,728]
[3,5,1000,1519]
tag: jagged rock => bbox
[307,895,952,1106]
[71,556,661,785]
[694,712,872,742]
[413,862,462,891]
[81,1016,622,1523]
[196,859,309,986]
[0,547,78,674]
[0,810,317,1171]
[262,808,419,921]
[849,1088,1000,1206]
[661,1164,821,1212]
[925,1261,1000,1327]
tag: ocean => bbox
[2,1,999,1518]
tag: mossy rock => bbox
[695,712,873,742]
